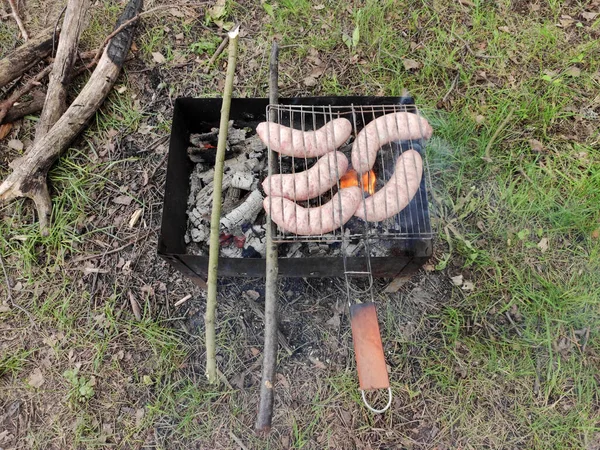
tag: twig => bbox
[442,72,459,103]
[483,107,514,162]
[244,292,292,356]
[174,293,192,307]
[229,431,249,450]
[7,0,28,41]
[255,40,280,434]
[0,65,52,124]
[204,34,229,73]
[504,311,522,337]
[452,31,499,60]
[71,230,154,262]
[205,25,240,385]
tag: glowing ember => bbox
[340,169,376,195]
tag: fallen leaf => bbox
[207,0,227,20]
[423,264,435,272]
[250,347,260,357]
[116,85,127,94]
[28,368,45,388]
[175,32,184,40]
[451,274,464,286]
[113,195,133,206]
[582,11,598,21]
[128,291,141,320]
[325,313,340,329]
[313,4,325,10]
[308,355,326,369]
[458,0,475,6]
[276,372,290,388]
[462,281,475,291]
[152,52,166,64]
[475,115,485,124]
[531,4,540,11]
[170,8,185,18]
[128,208,143,228]
[8,139,23,151]
[310,66,326,78]
[303,76,318,87]
[0,304,11,312]
[565,67,581,77]
[591,229,600,239]
[529,139,544,152]
[402,58,422,71]
[245,290,260,301]
[498,26,511,33]
[0,123,12,139]
[537,237,549,252]
[135,408,145,427]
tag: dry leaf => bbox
[303,76,318,87]
[591,229,600,239]
[245,290,260,300]
[313,4,325,10]
[402,58,422,71]
[116,85,127,94]
[475,115,485,124]
[8,139,23,151]
[113,195,133,206]
[325,313,341,329]
[28,368,45,388]
[308,356,326,369]
[128,208,143,228]
[462,281,475,291]
[531,4,540,11]
[170,8,185,17]
[451,274,464,286]
[276,372,290,388]
[152,52,166,64]
[537,237,549,252]
[565,67,581,77]
[423,264,435,272]
[582,11,599,20]
[529,139,544,152]
[207,0,227,20]
[0,123,12,140]
[129,291,142,320]
[250,347,260,357]
[175,32,184,40]
[458,0,475,6]
[498,26,511,33]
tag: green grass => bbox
[1,0,600,448]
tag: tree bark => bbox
[0,0,143,235]
[0,27,56,90]
[36,0,90,141]
[2,90,46,123]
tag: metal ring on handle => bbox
[361,387,393,414]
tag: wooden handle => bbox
[350,302,389,391]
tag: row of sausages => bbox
[257,112,433,235]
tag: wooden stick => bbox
[0,26,56,89]
[255,40,280,434]
[0,0,142,235]
[483,107,514,162]
[1,89,45,124]
[36,0,90,141]
[0,65,52,124]
[204,34,228,73]
[205,25,240,385]
[6,0,28,41]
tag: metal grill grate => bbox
[264,103,433,244]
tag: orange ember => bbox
[340,169,376,195]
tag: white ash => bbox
[230,171,256,190]
[244,225,266,257]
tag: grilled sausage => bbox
[354,150,423,222]
[262,152,348,201]
[256,118,352,158]
[264,186,362,235]
[351,112,432,173]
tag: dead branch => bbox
[0,26,56,89]
[36,0,90,141]
[2,90,45,124]
[0,0,143,235]
[0,65,52,124]
[255,40,280,434]
[6,0,28,41]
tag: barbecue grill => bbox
[158,96,433,283]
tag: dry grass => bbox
[1,0,600,448]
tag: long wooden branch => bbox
[35,0,90,141]
[255,40,280,434]
[0,0,142,235]
[205,25,240,385]
[2,90,45,123]
[0,65,52,124]
[0,26,56,90]
[7,0,28,41]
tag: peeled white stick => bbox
[352,112,432,173]
[256,118,352,158]
[264,186,362,236]
[262,151,348,201]
[220,189,263,231]
[354,150,423,222]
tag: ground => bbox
[1,0,599,448]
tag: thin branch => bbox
[442,72,459,103]
[0,252,36,327]
[71,230,154,263]
[7,0,28,41]
[0,65,52,124]
[204,34,229,73]
[205,25,240,385]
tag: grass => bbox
[1,0,600,448]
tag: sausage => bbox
[354,150,423,222]
[264,186,362,235]
[262,152,348,201]
[256,118,352,158]
[351,112,432,173]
